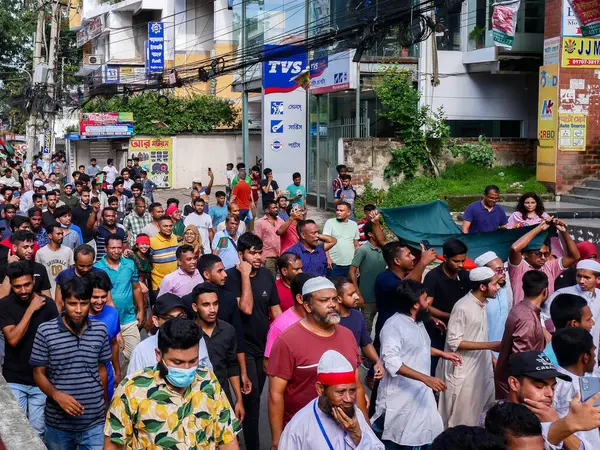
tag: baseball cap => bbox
[508,351,572,382]
[153,293,188,316]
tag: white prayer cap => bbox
[475,251,499,268]
[317,350,356,385]
[469,267,495,282]
[302,276,336,296]
[192,178,202,184]
[577,259,600,272]
[33,179,44,187]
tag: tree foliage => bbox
[375,69,450,178]
[81,92,238,135]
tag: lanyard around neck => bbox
[313,399,346,450]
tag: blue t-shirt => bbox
[209,204,228,228]
[339,309,372,348]
[286,183,306,208]
[94,257,139,326]
[544,341,559,367]
[90,305,120,401]
[463,201,508,233]
[55,266,104,287]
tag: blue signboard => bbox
[147,22,165,74]
[262,44,308,94]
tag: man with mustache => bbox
[267,276,366,450]
[279,350,384,449]
[30,276,111,449]
[0,262,58,437]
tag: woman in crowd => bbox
[507,192,550,229]
[167,204,185,243]
[127,233,153,298]
[183,224,203,258]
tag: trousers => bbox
[242,353,266,450]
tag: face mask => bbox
[162,359,197,388]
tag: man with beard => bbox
[212,214,241,270]
[193,283,245,422]
[287,219,337,277]
[0,230,51,298]
[158,244,204,297]
[223,232,281,450]
[54,244,112,311]
[183,197,214,255]
[0,262,58,436]
[254,200,285,276]
[372,279,461,449]
[0,204,18,240]
[279,350,384,449]
[323,202,359,278]
[59,183,78,209]
[437,267,501,428]
[35,223,74,295]
[71,186,96,247]
[123,197,152,247]
[88,206,127,261]
[495,270,549,400]
[267,276,365,450]
[104,317,240,449]
[42,191,59,228]
[30,276,111,449]
[53,206,83,250]
[28,207,49,248]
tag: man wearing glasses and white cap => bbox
[475,251,513,357]
[279,350,384,449]
[544,258,600,373]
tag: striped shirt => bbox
[94,225,127,261]
[29,315,111,432]
[150,232,178,291]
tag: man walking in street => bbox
[71,186,96,247]
[53,206,82,250]
[88,206,127,261]
[255,199,285,276]
[158,244,204,298]
[0,262,58,437]
[35,223,74,296]
[209,190,229,229]
[95,234,144,368]
[183,197,214,255]
[149,215,179,301]
[28,207,49,248]
[30,276,112,450]
[288,220,337,277]
[140,202,163,238]
[323,202,359,278]
[42,191,58,228]
[333,174,358,221]
[212,214,241,270]
[462,185,508,233]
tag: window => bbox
[447,120,522,138]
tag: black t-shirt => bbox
[222,267,280,358]
[260,179,279,203]
[555,266,577,291]
[0,245,9,282]
[71,205,94,242]
[0,293,58,384]
[42,210,56,228]
[29,261,52,294]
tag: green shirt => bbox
[351,241,387,303]
[231,175,251,189]
[285,183,306,208]
[323,218,360,266]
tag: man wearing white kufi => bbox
[437,266,501,428]
[278,350,384,450]
[474,251,513,357]
[544,258,600,374]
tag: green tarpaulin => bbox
[380,200,548,262]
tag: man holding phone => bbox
[285,172,306,211]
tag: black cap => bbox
[153,293,188,316]
[508,351,572,382]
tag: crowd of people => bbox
[1,155,600,449]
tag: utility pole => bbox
[26,0,45,165]
[47,0,61,160]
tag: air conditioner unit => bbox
[85,55,104,65]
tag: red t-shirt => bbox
[280,223,299,253]
[266,322,361,425]
[232,181,252,210]
[275,279,294,312]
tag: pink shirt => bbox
[280,223,299,253]
[508,258,564,305]
[255,215,285,258]
[157,268,204,298]
[264,307,302,358]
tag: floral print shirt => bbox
[104,365,241,449]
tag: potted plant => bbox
[468,26,485,49]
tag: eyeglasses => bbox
[531,251,551,258]
[493,267,507,274]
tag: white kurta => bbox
[372,313,443,446]
[279,398,384,450]
[437,292,495,427]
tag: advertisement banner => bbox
[147,22,165,74]
[568,0,600,36]
[76,15,105,47]
[544,37,561,65]
[562,37,600,67]
[559,113,587,151]
[309,50,358,95]
[537,65,559,182]
[262,44,307,185]
[129,137,172,188]
[80,112,134,137]
[492,0,521,48]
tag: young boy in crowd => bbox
[225,163,235,201]
[334,277,384,379]
[88,271,121,401]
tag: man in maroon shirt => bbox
[495,270,549,399]
[267,276,365,449]
[274,252,303,313]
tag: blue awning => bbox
[65,133,132,141]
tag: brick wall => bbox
[342,138,536,190]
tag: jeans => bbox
[327,264,350,279]
[45,423,104,450]
[239,209,250,223]
[8,383,46,437]
[242,354,266,450]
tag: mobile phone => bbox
[12,191,19,198]
[421,240,432,250]
[580,377,600,406]
[291,204,302,214]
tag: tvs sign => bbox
[309,50,358,94]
